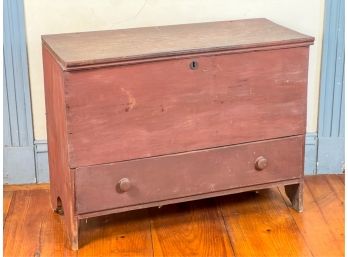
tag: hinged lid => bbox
[42,18,314,70]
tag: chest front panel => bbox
[65,47,308,168]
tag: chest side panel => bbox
[42,46,77,238]
[65,47,309,167]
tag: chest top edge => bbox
[42,18,314,71]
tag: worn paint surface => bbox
[42,46,79,249]
[65,47,310,167]
[317,0,345,173]
[75,136,304,214]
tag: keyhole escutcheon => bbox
[189,60,199,70]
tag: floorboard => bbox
[338,174,345,184]
[3,183,49,191]
[77,210,153,257]
[3,191,13,222]
[279,180,344,257]
[39,207,78,257]
[3,190,69,257]
[218,188,313,257]
[3,175,344,257]
[150,200,234,257]
[305,175,345,252]
[325,175,345,202]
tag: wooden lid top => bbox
[42,18,314,69]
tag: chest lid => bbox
[42,18,314,70]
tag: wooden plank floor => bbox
[4,175,344,257]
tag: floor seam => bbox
[324,175,344,202]
[277,186,315,257]
[304,179,344,245]
[148,210,155,257]
[216,198,237,257]
[3,191,16,228]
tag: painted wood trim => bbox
[34,140,49,183]
[317,0,345,173]
[317,137,344,173]
[4,146,36,184]
[304,133,317,175]
[4,0,34,147]
[318,0,345,137]
[3,0,36,183]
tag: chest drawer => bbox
[66,47,308,168]
[75,135,304,214]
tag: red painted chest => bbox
[42,18,314,249]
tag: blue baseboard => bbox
[34,140,49,183]
[317,136,345,173]
[4,146,36,184]
[304,133,318,175]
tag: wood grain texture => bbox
[3,187,151,257]
[279,179,344,257]
[75,136,304,214]
[338,174,345,184]
[42,45,78,249]
[78,210,153,256]
[3,191,13,222]
[150,200,235,257]
[3,190,57,257]
[66,47,309,167]
[42,18,313,69]
[305,175,344,246]
[38,207,77,257]
[325,174,345,202]
[4,175,344,257]
[218,188,313,257]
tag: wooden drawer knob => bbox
[118,178,131,192]
[255,156,268,170]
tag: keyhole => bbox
[189,60,199,70]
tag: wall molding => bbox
[4,0,36,184]
[304,132,318,175]
[34,140,49,183]
[316,0,345,174]
[317,136,345,173]
[4,146,36,184]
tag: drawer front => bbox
[66,47,309,167]
[75,136,304,214]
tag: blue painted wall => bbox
[317,0,345,173]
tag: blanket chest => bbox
[42,18,314,250]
